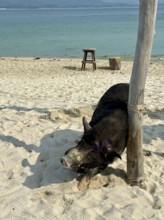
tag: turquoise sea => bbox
[0,7,163,58]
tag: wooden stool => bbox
[81,48,96,70]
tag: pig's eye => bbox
[78,140,88,148]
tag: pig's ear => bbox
[82,117,92,132]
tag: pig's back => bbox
[98,83,129,106]
[90,83,129,127]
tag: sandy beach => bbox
[0,57,163,220]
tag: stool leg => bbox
[81,62,85,71]
[81,51,87,70]
[94,62,96,70]
[94,52,96,70]
[91,51,96,70]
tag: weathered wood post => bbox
[127,0,158,187]
[109,57,121,70]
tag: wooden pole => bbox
[127,0,158,187]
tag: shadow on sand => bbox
[1,120,163,189]
[0,105,50,114]
[0,129,81,189]
[97,66,111,70]
[63,66,79,71]
[0,127,127,189]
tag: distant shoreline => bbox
[0,55,164,63]
[0,4,164,10]
[0,6,139,10]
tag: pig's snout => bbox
[60,156,73,168]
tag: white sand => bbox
[0,57,163,219]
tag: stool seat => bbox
[81,48,96,70]
[82,48,96,52]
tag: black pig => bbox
[61,83,129,190]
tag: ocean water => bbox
[0,7,163,58]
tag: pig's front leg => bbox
[78,165,107,191]
[78,167,99,191]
